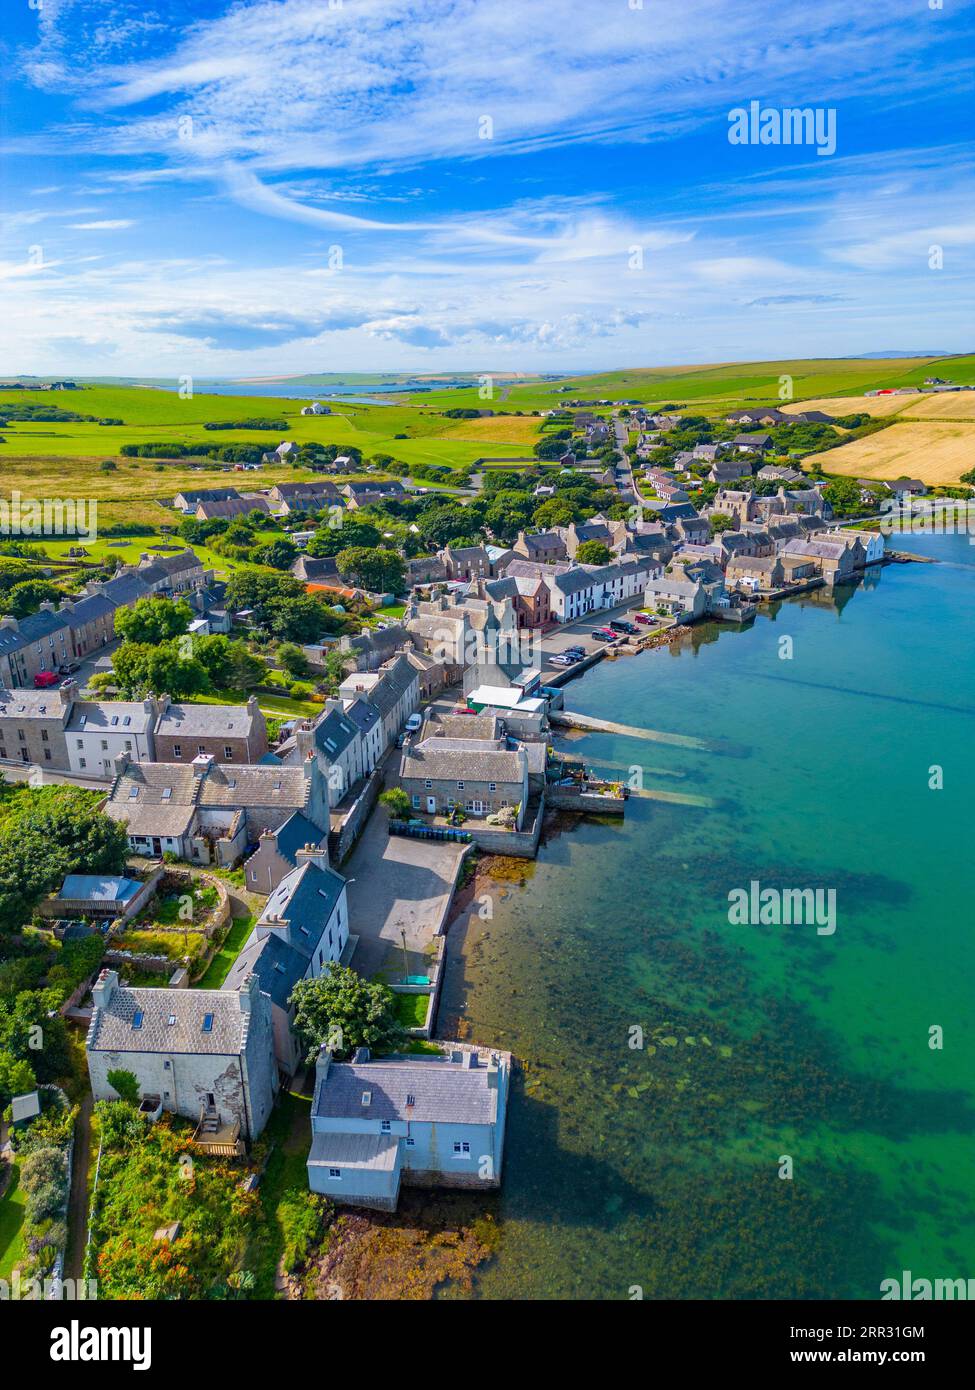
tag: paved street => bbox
[340,778,467,980]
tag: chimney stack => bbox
[155,692,171,716]
[294,842,329,872]
[237,972,260,1013]
[92,968,119,1011]
[58,679,78,707]
[112,750,130,778]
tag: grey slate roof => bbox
[272,810,329,865]
[343,698,381,737]
[258,860,346,959]
[88,982,249,1055]
[156,702,257,739]
[94,572,153,608]
[62,593,116,628]
[0,607,70,657]
[402,740,525,785]
[313,705,359,759]
[67,701,154,734]
[0,688,70,718]
[369,654,417,718]
[315,1052,501,1126]
[222,929,308,1009]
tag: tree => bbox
[822,476,863,517]
[111,640,211,699]
[290,964,404,1061]
[253,538,298,570]
[0,1049,36,1106]
[532,497,577,528]
[106,1069,140,1105]
[1,579,63,618]
[379,787,411,819]
[227,642,267,690]
[575,540,612,565]
[709,513,735,534]
[277,643,309,678]
[115,596,193,645]
[306,519,381,557]
[335,547,405,593]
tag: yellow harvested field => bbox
[901,392,975,420]
[821,422,975,486]
[426,414,542,444]
[782,394,919,419]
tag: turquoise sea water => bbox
[438,535,975,1299]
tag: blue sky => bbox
[2,0,973,376]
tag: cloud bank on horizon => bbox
[2,0,973,375]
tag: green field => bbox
[0,385,540,469]
[3,357,973,504]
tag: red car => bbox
[33,670,59,689]
[634,613,655,625]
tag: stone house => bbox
[510,530,568,565]
[779,538,861,585]
[400,737,528,825]
[243,810,330,896]
[194,496,272,521]
[173,487,241,512]
[726,554,785,592]
[0,684,73,768]
[0,608,73,686]
[135,549,208,594]
[86,969,278,1141]
[307,1043,510,1211]
[153,695,268,765]
[104,752,328,863]
[439,544,493,581]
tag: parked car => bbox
[564,646,586,656]
[404,713,423,733]
[33,670,59,689]
[550,653,578,667]
[610,620,637,634]
[634,613,655,625]
[592,630,616,643]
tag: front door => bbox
[426,796,436,814]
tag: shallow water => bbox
[438,535,975,1299]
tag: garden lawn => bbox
[393,993,430,1029]
[196,913,255,989]
[249,1089,314,1298]
[0,1161,27,1281]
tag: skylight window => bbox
[128,786,139,799]
[361,1091,372,1107]
[202,1013,214,1033]
[132,1009,144,1030]
[167,1013,176,1026]
[161,787,172,800]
